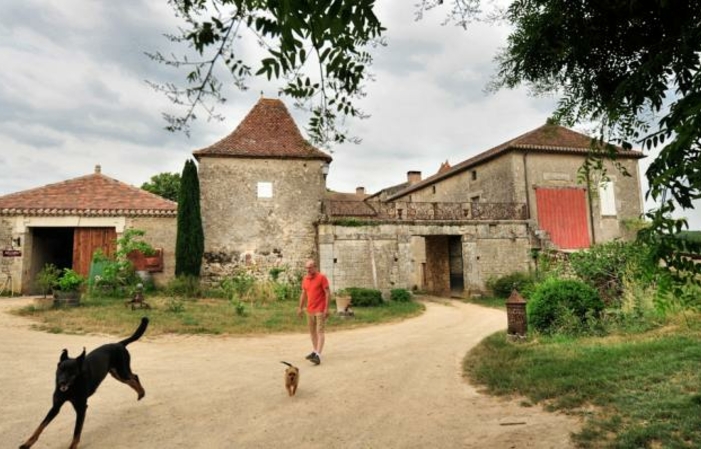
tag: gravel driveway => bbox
[0,297,580,448]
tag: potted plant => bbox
[334,288,352,313]
[54,268,86,306]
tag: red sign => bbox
[2,249,21,257]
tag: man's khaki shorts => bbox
[307,312,327,333]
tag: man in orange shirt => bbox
[297,259,330,365]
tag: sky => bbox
[1,1,699,229]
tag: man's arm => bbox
[323,286,331,317]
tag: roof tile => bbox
[0,171,177,217]
[193,98,332,162]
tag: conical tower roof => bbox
[193,98,332,162]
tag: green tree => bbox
[141,172,181,202]
[151,0,384,144]
[175,159,205,277]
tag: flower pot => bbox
[53,290,81,307]
[335,295,352,313]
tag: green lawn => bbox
[14,295,424,337]
[464,314,701,448]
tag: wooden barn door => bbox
[72,228,117,277]
[535,187,591,249]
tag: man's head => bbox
[305,259,317,276]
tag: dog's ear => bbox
[60,349,68,362]
[77,348,86,364]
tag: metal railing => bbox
[323,200,528,221]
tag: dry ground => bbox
[0,297,580,448]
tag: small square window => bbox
[257,182,273,198]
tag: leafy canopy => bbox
[141,172,181,202]
[152,0,385,146]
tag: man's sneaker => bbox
[310,353,321,365]
[305,352,316,360]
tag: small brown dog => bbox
[281,361,299,397]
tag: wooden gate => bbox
[535,187,590,249]
[72,228,117,277]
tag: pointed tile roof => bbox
[0,166,177,217]
[193,98,332,162]
[387,124,645,201]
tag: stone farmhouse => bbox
[0,98,644,296]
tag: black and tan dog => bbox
[281,361,299,397]
[20,317,149,449]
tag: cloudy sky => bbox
[2,1,698,229]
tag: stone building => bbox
[321,123,644,296]
[0,166,177,294]
[193,98,332,283]
[0,99,645,298]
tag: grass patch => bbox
[464,295,505,310]
[464,314,701,448]
[13,296,424,337]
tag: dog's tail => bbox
[280,361,293,367]
[119,317,149,346]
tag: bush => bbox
[390,288,411,302]
[486,272,537,299]
[35,263,61,298]
[568,240,654,305]
[527,278,604,334]
[56,269,86,292]
[346,287,383,307]
[167,275,202,298]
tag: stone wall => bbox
[318,221,534,296]
[198,157,327,282]
[402,155,517,204]
[516,152,643,244]
[127,216,177,286]
[0,217,21,294]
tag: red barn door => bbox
[535,188,590,249]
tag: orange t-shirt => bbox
[302,273,329,313]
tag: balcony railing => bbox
[323,200,528,221]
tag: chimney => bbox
[407,171,422,185]
[356,187,366,196]
[95,164,102,174]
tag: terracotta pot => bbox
[335,295,352,312]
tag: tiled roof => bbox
[193,98,332,162]
[0,169,177,217]
[324,191,376,217]
[388,124,645,201]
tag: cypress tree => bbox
[175,159,204,277]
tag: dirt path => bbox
[0,297,580,448]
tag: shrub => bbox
[221,271,256,300]
[346,287,383,307]
[527,278,604,334]
[486,272,537,299]
[273,281,300,301]
[390,288,411,302]
[568,240,654,305]
[167,275,202,298]
[56,269,86,292]
[35,263,61,298]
